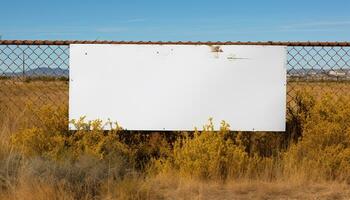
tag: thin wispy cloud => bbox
[281,20,350,29]
[125,18,146,23]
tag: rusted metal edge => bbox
[1,40,350,46]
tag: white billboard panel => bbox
[69,44,286,131]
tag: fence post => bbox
[22,50,25,80]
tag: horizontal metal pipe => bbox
[0,40,350,46]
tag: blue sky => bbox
[1,0,350,41]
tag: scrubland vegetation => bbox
[0,81,350,199]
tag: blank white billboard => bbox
[69,44,286,131]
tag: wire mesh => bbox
[0,41,349,124]
[0,44,69,121]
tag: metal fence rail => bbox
[0,40,349,121]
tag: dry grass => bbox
[0,80,350,200]
[287,81,350,103]
[0,80,67,119]
[139,176,350,200]
[2,176,350,200]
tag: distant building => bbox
[328,70,346,77]
[307,70,317,76]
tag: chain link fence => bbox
[0,41,349,123]
[0,43,69,121]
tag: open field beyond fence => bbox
[1,79,350,121]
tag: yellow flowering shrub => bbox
[9,90,350,184]
[283,94,350,182]
[11,105,68,158]
[12,110,130,161]
[168,119,248,180]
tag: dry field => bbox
[0,79,350,200]
[0,79,67,111]
[287,81,350,100]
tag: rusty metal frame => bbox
[1,40,350,46]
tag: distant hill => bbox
[3,67,69,77]
[288,68,350,75]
